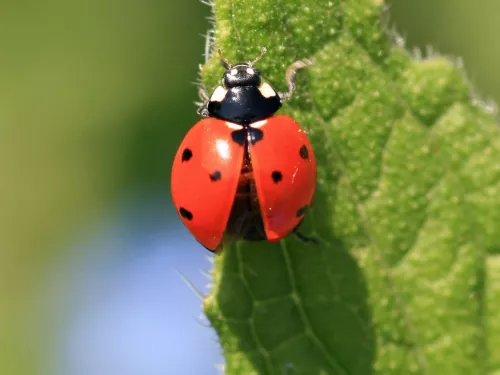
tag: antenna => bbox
[217,48,231,69]
[250,47,267,66]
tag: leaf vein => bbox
[236,243,275,375]
[280,240,351,375]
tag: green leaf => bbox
[201,0,500,374]
[488,256,500,374]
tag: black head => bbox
[218,47,268,88]
[223,64,261,88]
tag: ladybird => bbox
[171,48,317,252]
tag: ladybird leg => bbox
[196,92,209,113]
[293,229,319,245]
[278,58,314,102]
[292,221,319,245]
[196,86,210,116]
[198,84,209,102]
[195,62,211,116]
[196,100,209,117]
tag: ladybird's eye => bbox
[246,68,254,75]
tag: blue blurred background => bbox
[1,1,500,374]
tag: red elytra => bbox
[171,115,316,252]
[171,49,317,252]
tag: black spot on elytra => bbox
[231,128,264,146]
[271,171,283,183]
[248,128,263,145]
[179,207,193,220]
[231,129,246,146]
[296,205,308,217]
[210,170,222,181]
[181,148,192,162]
[299,145,309,159]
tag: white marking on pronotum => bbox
[246,68,255,75]
[225,122,244,130]
[210,86,227,102]
[258,82,276,98]
[250,119,267,128]
[230,68,238,76]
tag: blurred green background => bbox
[1,0,499,374]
